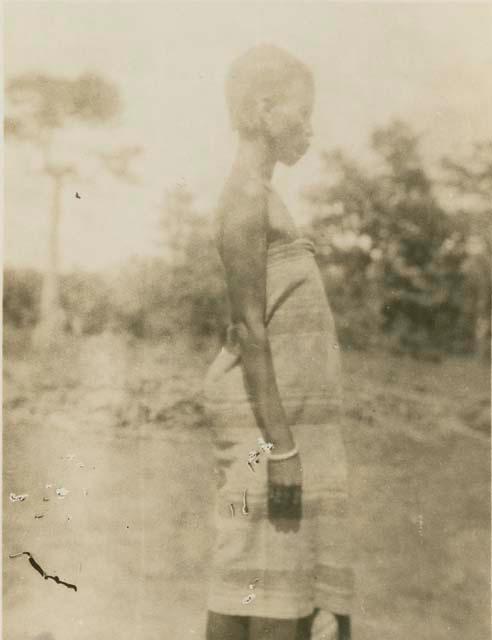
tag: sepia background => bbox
[3,2,491,639]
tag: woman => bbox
[204,44,354,640]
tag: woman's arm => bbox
[219,179,294,452]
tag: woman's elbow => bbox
[235,320,268,352]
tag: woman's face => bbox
[264,77,314,166]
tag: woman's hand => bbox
[267,454,302,532]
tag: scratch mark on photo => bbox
[242,489,249,515]
[9,552,78,592]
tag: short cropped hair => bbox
[226,44,313,137]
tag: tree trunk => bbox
[33,172,66,347]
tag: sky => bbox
[4,1,492,270]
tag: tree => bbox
[442,142,492,359]
[304,120,466,355]
[159,184,197,268]
[4,71,140,347]
[158,184,227,341]
[303,151,382,349]
[370,122,451,354]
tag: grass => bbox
[3,330,490,640]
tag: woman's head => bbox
[226,44,314,165]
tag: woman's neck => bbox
[233,134,276,183]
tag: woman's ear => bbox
[256,95,276,134]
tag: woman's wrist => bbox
[268,436,295,453]
[268,433,296,455]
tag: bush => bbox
[60,271,111,335]
[3,269,42,327]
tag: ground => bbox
[3,330,490,640]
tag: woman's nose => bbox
[305,122,313,138]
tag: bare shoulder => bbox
[215,172,270,249]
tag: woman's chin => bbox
[281,148,308,166]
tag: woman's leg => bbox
[249,617,298,640]
[296,609,351,640]
[206,611,249,640]
[334,615,351,640]
[295,610,317,640]
[206,610,326,640]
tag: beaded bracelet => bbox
[268,447,299,462]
